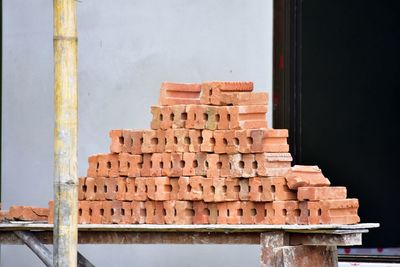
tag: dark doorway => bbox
[274,0,400,247]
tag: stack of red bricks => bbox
[0,81,360,225]
[44,81,359,225]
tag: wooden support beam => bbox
[53,0,78,266]
[13,231,53,267]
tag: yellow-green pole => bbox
[53,0,78,266]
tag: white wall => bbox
[2,0,273,266]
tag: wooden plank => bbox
[289,233,362,246]
[0,223,380,232]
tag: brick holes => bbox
[250,208,256,216]
[215,114,220,122]
[234,185,240,192]
[174,136,178,144]
[181,112,187,120]
[217,161,222,169]
[119,136,124,145]
[246,137,253,144]
[151,138,158,145]
[233,138,239,145]
[252,161,258,169]
[100,208,104,216]
[82,185,87,192]
[223,138,228,145]
[193,160,199,168]
[271,185,276,193]
[170,113,174,121]
[222,185,227,193]
[203,113,208,121]
[239,161,245,168]
[184,136,190,144]
[318,208,322,216]
[198,136,203,144]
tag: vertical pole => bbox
[53,0,78,266]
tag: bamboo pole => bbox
[53,0,78,266]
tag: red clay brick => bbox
[122,130,143,154]
[229,105,268,129]
[320,199,360,224]
[144,201,164,224]
[186,105,207,129]
[126,154,142,177]
[225,178,241,201]
[171,105,187,128]
[255,153,293,177]
[9,206,49,221]
[193,201,210,224]
[162,153,184,177]
[164,200,194,224]
[120,201,134,224]
[235,129,252,153]
[188,130,202,152]
[240,201,258,224]
[48,201,54,224]
[222,92,268,106]
[132,201,146,224]
[89,201,103,224]
[152,106,173,130]
[194,152,208,176]
[297,186,347,201]
[200,130,215,152]
[216,106,230,129]
[250,129,289,153]
[84,177,96,200]
[174,129,190,152]
[109,129,123,153]
[133,177,148,201]
[87,154,119,178]
[239,179,250,201]
[229,154,243,177]
[78,177,86,200]
[104,178,118,200]
[115,177,127,201]
[142,130,165,153]
[141,154,151,177]
[146,177,174,201]
[286,165,331,189]
[249,177,297,202]
[242,154,257,177]
[272,201,301,225]
[182,153,196,176]
[204,106,218,130]
[150,153,163,177]
[206,154,220,177]
[159,82,201,105]
[101,201,113,224]
[200,81,254,105]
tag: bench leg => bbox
[260,232,338,267]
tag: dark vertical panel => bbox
[273,0,302,163]
[302,1,400,247]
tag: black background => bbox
[301,1,400,247]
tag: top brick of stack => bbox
[159,81,268,106]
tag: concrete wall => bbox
[1,0,273,266]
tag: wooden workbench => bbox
[0,223,379,266]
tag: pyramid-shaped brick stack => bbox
[45,81,360,225]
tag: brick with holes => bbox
[205,106,218,130]
[186,104,207,129]
[178,176,190,200]
[189,176,203,200]
[109,129,123,153]
[92,177,106,200]
[89,201,103,224]
[78,201,91,224]
[272,201,301,225]
[159,106,174,130]
[192,201,210,224]
[132,201,146,224]
[188,129,202,152]
[78,177,86,200]
[229,105,268,129]
[101,201,113,224]
[320,199,360,224]
[149,153,163,177]
[219,154,231,177]
[90,154,118,178]
[133,177,148,201]
[242,154,257,177]
[174,128,191,152]
[162,153,184,177]
[229,154,243,177]
[255,152,293,177]
[119,153,130,177]
[250,129,289,153]
[240,201,258,224]
[217,201,242,224]
[171,104,187,128]
[220,91,268,106]
[249,177,263,201]
[164,200,194,224]
[202,177,227,202]
[84,177,96,200]
[150,106,162,130]
[140,154,151,177]
[125,178,135,201]
[249,177,297,202]
[298,201,321,225]
[235,129,253,153]
[254,202,274,224]
[120,201,134,224]
[164,129,175,152]
[87,155,98,177]
[126,154,143,177]
[111,200,123,224]
[104,178,117,200]
[182,153,196,176]
[200,81,254,105]
[142,130,165,153]
[159,82,201,105]
[194,152,208,176]
[297,186,347,201]
[206,154,220,178]
[147,177,174,201]
[286,165,331,189]
[115,177,127,201]
[216,106,230,130]
[200,130,215,152]
[225,178,240,201]
[239,179,250,201]
[144,201,165,224]
[213,130,228,154]
[122,130,143,154]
